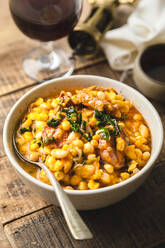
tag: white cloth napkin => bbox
[101,0,165,71]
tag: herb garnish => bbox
[94,110,120,136]
[41,136,55,146]
[47,118,60,128]
[20,126,32,134]
[97,128,110,141]
[62,107,92,141]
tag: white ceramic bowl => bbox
[3,75,163,210]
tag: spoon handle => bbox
[40,163,93,240]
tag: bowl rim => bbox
[3,75,164,196]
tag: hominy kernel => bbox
[51,149,69,159]
[54,171,64,181]
[133,114,142,121]
[139,124,149,138]
[91,140,98,148]
[78,181,88,190]
[142,152,150,161]
[29,152,39,162]
[88,180,100,190]
[92,134,100,141]
[101,172,111,184]
[72,139,84,149]
[83,142,94,154]
[70,175,81,186]
[120,172,130,180]
[54,160,64,171]
[104,164,114,174]
[61,120,71,131]
[116,137,125,151]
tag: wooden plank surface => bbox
[0,225,11,248]
[0,157,49,225]
[4,162,165,248]
[0,39,105,96]
[0,1,165,247]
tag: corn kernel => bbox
[23,132,33,141]
[54,160,64,171]
[128,161,137,172]
[61,120,71,131]
[29,152,39,162]
[139,124,149,138]
[133,114,142,121]
[70,175,81,186]
[54,171,64,181]
[51,149,68,159]
[104,164,114,174]
[43,146,51,155]
[91,140,98,148]
[83,142,94,154]
[75,165,95,179]
[142,152,150,161]
[70,148,78,157]
[93,134,100,141]
[78,181,88,190]
[63,160,72,174]
[46,156,56,167]
[30,142,39,151]
[120,172,130,180]
[88,180,100,190]
[72,139,84,149]
[116,137,125,151]
[64,186,74,190]
[101,172,111,184]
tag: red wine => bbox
[10,0,81,42]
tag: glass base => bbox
[22,42,74,82]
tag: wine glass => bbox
[9,0,82,81]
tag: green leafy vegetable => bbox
[97,128,110,141]
[94,110,120,136]
[62,107,92,141]
[20,126,32,134]
[47,118,60,128]
[41,136,55,146]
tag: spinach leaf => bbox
[20,126,32,134]
[62,107,92,141]
[97,128,110,141]
[41,136,55,146]
[47,118,60,128]
[94,109,120,136]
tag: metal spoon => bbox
[13,134,93,240]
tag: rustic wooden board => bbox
[0,39,105,97]
[0,224,11,248]
[4,162,165,248]
[0,157,49,225]
[0,88,30,158]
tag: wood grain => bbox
[0,39,105,96]
[0,157,49,225]
[4,163,165,248]
[0,225,11,248]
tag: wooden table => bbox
[0,1,165,247]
